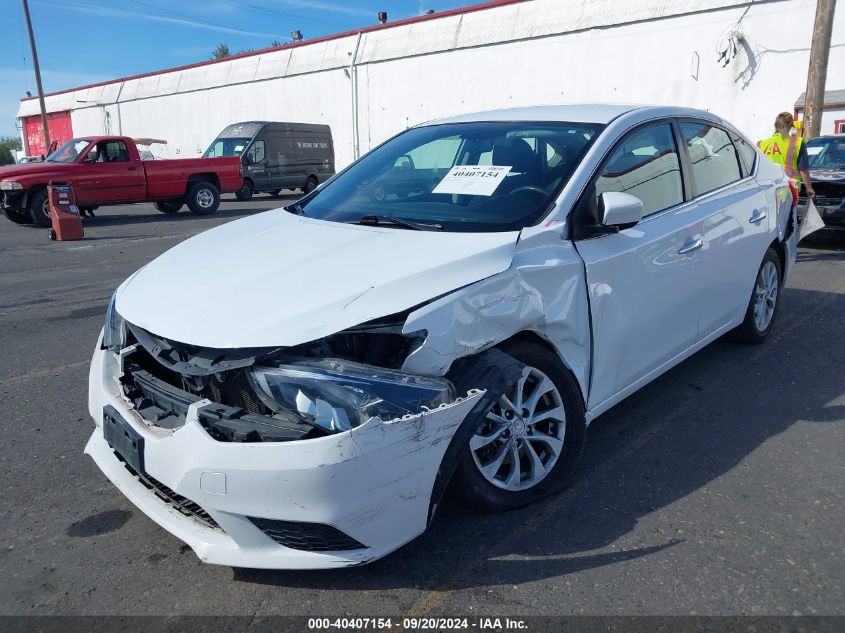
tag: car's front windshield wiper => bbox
[349,215,444,231]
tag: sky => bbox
[1,0,464,140]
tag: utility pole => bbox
[21,0,50,152]
[803,0,836,140]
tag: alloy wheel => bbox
[196,188,214,208]
[753,260,778,332]
[470,366,566,491]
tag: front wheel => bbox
[304,176,318,194]
[154,200,183,214]
[453,340,587,512]
[235,179,254,201]
[736,247,782,344]
[186,182,220,215]
[28,189,51,227]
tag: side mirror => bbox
[599,192,643,228]
[242,155,252,166]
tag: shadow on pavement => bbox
[232,286,844,591]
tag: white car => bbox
[86,105,797,569]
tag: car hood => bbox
[0,162,70,179]
[115,209,519,348]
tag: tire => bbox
[154,200,183,214]
[4,207,33,225]
[48,228,56,241]
[453,340,587,512]
[736,247,782,344]
[186,181,220,215]
[304,176,318,194]
[28,189,51,227]
[235,179,254,202]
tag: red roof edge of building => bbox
[20,0,524,104]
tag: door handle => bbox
[678,238,703,255]
[749,209,767,223]
[127,166,137,172]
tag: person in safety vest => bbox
[758,112,815,199]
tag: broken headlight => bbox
[247,359,455,433]
[101,291,126,352]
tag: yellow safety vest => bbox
[757,133,803,184]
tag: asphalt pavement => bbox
[0,198,843,620]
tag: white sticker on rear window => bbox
[807,146,822,155]
[432,165,511,196]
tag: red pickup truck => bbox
[0,136,244,227]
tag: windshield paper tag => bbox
[432,165,511,196]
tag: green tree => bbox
[0,136,22,165]
[210,43,230,59]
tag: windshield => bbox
[807,137,845,170]
[295,121,603,232]
[203,137,251,158]
[46,140,92,163]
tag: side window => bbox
[207,141,222,157]
[92,141,129,163]
[595,123,684,216]
[247,140,265,164]
[733,136,757,176]
[249,141,265,163]
[680,122,741,195]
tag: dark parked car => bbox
[798,134,845,232]
[203,121,334,201]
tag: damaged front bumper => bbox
[86,337,484,569]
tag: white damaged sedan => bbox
[87,105,797,569]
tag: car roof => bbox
[421,104,723,126]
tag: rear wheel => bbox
[453,340,587,511]
[4,207,33,225]
[235,179,254,201]
[736,248,782,344]
[304,176,318,194]
[28,189,51,227]
[154,200,183,214]
[186,181,220,215]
